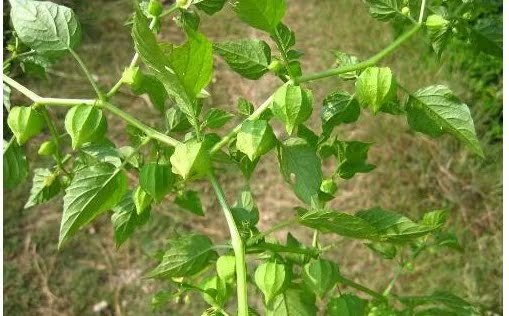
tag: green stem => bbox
[68,48,104,100]
[3,76,43,101]
[40,107,69,174]
[105,17,158,98]
[208,173,249,316]
[418,0,428,23]
[338,275,387,302]
[293,23,422,84]
[160,3,178,18]
[210,95,274,154]
[312,230,319,248]
[3,50,36,69]
[3,76,180,147]
[247,242,319,257]
[246,218,297,246]
[383,244,426,296]
[106,4,179,98]
[98,101,180,147]
[210,24,422,155]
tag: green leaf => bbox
[405,85,484,158]
[79,144,122,168]
[332,51,360,80]
[147,234,217,278]
[175,190,204,216]
[355,207,444,242]
[365,0,401,21]
[170,139,211,180]
[398,291,479,315]
[236,120,277,161]
[302,259,340,298]
[7,106,46,145]
[425,14,452,57]
[38,140,56,156]
[321,92,360,137]
[65,104,107,149]
[365,242,397,259]
[277,138,322,204]
[132,10,198,119]
[9,0,81,57]
[237,97,255,116]
[234,0,286,33]
[298,208,378,240]
[3,139,29,189]
[228,144,260,180]
[131,72,168,112]
[216,255,236,282]
[175,9,200,31]
[327,293,367,316]
[356,67,397,114]
[200,275,232,307]
[284,233,311,265]
[133,186,153,215]
[20,54,52,79]
[469,19,502,58]
[272,83,314,135]
[202,108,234,129]
[297,124,319,148]
[195,0,227,15]
[24,168,62,209]
[168,29,213,98]
[60,163,127,247]
[139,162,174,202]
[254,261,288,304]
[334,140,375,179]
[4,84,11,111]
[166,107,192,132]
[270,23,295,53]
[214,39,272,80]
[266,284,317,316]
[420,210,447,230]
[111,190,150,247]
[433,232,463,252]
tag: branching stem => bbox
[338,275,387,302]
[106,4,178,98]
[3,76,180,147]
[40,107,69,174]
[293,23,422,84]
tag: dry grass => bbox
[4,0,502,315]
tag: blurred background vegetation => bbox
[3,0,502,315]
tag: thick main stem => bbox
[209,173,249,316]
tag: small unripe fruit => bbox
[121,66,143,89]
[176,0,189,8]
[426,14,449,32]
[8,106,46,145]
[320,179,337,195]
[148,0,163,16]
[38,140,56,156]
[401,6,410,16]
[268,60,283,73]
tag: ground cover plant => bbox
[3,0,501,314]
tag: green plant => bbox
[3,0,499,314]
